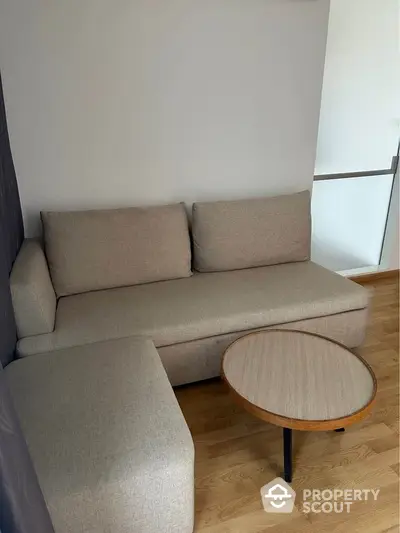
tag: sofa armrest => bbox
[10,239,56,338]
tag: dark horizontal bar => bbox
[314,168,393,181]
[313,155,398,182]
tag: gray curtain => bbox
[0,73,23,368]
[0,73,54,533]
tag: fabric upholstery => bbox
[17,261,369,357]
[159,309,369,386]
[42,203,192,297]
[192,190,311,272]
[0,363,55,533]
[6,338,194,533]
[10,239,56,338]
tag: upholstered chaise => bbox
[5,337,194,533]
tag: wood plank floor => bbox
[176,276,399,533]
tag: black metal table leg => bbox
[283,428,292,483]
[335,428,345,432]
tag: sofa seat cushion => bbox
[17,261,369,357]
[159,309,369,386]
[5,337,194,533]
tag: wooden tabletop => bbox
[222,330,377,431]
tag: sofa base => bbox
[159,309,368,386]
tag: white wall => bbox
[0,0,329,236]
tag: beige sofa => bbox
[6,190,369,533]
[12,191,368,384]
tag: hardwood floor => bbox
[176,277,399,532]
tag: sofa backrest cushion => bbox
[42,203,192,296]
[192,190,311,272]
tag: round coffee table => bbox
[222,330,377,482]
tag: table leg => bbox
[283,428,292,483]
[335,428,345,432]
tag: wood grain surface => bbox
[175,277,399,533]
[221,330,376,430]
[349,269,399,283]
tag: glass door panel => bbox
[311,175,394,271]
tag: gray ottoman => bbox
[5,337,194,533]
